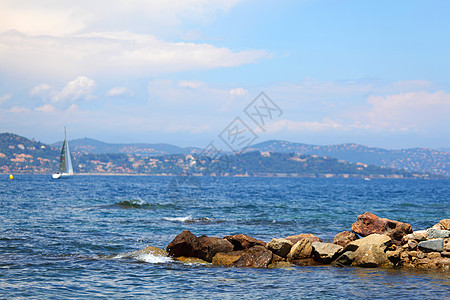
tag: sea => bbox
[0,175,449,299]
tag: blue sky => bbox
[0,0,449,149]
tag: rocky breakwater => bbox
[153,213,449,270]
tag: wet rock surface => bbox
[163,214,450,270]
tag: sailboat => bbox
[52,127,74,179]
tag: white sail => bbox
[52,127,73,179]
[65,138,73,175]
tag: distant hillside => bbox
[51,137,198,156]
[0,133,59,173]
[245,140,450,176]
[1,133,441,178]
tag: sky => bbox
[1,0,449,150]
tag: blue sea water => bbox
[0,175,449,299]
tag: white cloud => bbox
[107,87,134,97]
[10,106,30,113]
[53,76,96,102]
[0,93,12,104]
[178,80,203,89]
[263,118,344,134]
[35,104,55,113]
[230,87,248,96]
[363,91,450,130]
[30,84,54,96]
[0,0,245,36]
[0,31,268,80]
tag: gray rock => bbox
[266,238,293,258]
[312,242,343,264]
[418,239,444,252]
[332,251,354,267]
[427,229,450,239]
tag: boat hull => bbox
[52,173,72,179]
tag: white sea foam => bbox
[163,216,193,222]
[134,253,172,264]
[112,251,171,264]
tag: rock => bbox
[427,228,450,239]
[345,233,392,252]
[173,256,209,264]
[312,242,343,264]
[407,239,418,251]
[353,244,390,268]
[332,251,355,267]
[285,233,322,244]
[212,251,245,266]
[166,230,199,258]
[409,250,425,259]
[266,238,293,258]
[287,238,313,261]
[426,252,441,260]
[343,234,392,268]
[271,254,286,264]
[351,212,412,245]
[432,219,450,230]
[268,261,293,269]
[333,231,358,248]
[224,234,266,250]
[439,219,450,230]
[412,257,450,269]
[412,230,428,241]
[290,258,323,266]
[418,239,444,252]
[441,251,450,258]
[230,246,273,268]
[137,246,168,257]
[444,238,450,252]
[197,236,234,262]
[386,249,402,265]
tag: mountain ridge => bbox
[2,132,449,177]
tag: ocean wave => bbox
[110,199,178,210]
[163,216,219,224]
[112,251,171,264]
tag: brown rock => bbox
[408,239,418,251]
[444,238,450,252]
[433,219,450,231]
[386,249,402,265]
[271,254,286,263]
[290,257,323,266]
[287,239,312,261]
[166,230,199,257]
[426,252,441,260]
[441,251,450,258]
[230,246,273,268]
[351,212,412,245]
[285,233,322,244]
[353,244,390,268]
[212,251,245,266]
[224,234,266,250]
[345,234,393,268]
[333,231,358,248]
[174,256,209,264]
[197,236,234,262]
[312,242,343,264]
[268,261,293,269]
[266,238,293,258]
[412,230,428,241]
